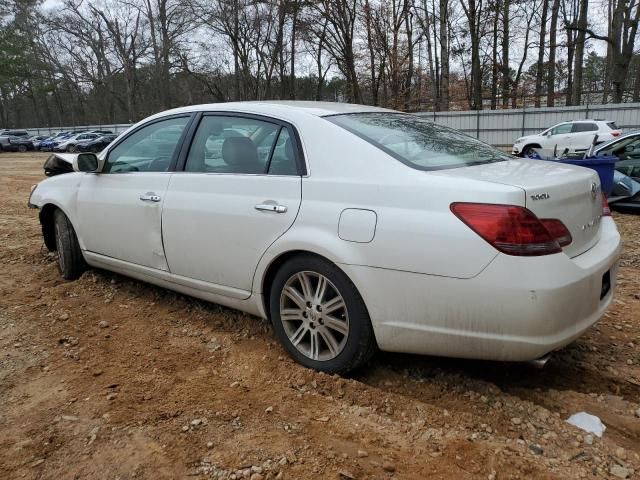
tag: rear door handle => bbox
[140,193,161,202]
[255,203,287,213]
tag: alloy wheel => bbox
[279,271,349,361]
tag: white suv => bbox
[512,120,621,157]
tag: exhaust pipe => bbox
[527,353,552,369]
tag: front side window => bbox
[185,115,298,175]
[104,116,189,173]
[550,124,573,135]
[326,113,509,171]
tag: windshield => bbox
[326,113,509,171]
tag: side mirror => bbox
[624,145,635,153]
[72,153,100,173]
[546,131,552,137]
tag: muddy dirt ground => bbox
[1,152,639,480]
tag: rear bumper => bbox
[342,218,621,361]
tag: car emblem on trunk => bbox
[590,182,598,199]
[530,193,550,201]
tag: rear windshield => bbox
[607,122,619,130]
[326,113,509,171]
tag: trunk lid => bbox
[433,159,603,258]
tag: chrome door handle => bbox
[140,193,161,202]
[255,203,287,213]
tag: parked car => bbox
[594,130,640,163]
[77,134,118,153]
[30,135,50,150]
[591,130,640,210]
[3,135,36,152]
[591,130,640,181]
[87,130,113,135]
[39,132,73,151]
[29,102,620,373]
[512,120,621,157]
[53,133,100,153]
[0,130,30,151]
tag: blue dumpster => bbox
[551,156,617,196]
[526,150,617,196]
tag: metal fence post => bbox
[521,106,526,137]
[476,110,480,139]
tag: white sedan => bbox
[29,102,621,373]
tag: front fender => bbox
[30,173,84,249]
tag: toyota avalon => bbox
[28,102,621,373]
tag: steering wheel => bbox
[148,156,171,172]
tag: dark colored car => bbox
[3,135,36,152]
[77,134,118,153]
[0,130,30,151]
[593,133,640,211]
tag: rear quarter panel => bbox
[254,116,526,292]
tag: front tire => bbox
[269,255,376,374]
[66,144,76,153]
[53,209,86,280]
[18,144,27,152]
[522,145,536,157]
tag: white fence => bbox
[22,123,132,136]
[16,102,640,148]
[417,102,640,147]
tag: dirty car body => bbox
[29,101,621,372]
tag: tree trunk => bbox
[491,1,499,109]
[501,0,510,107]
[546,0,560,106]
[571,0,588,105]
[290,0,299,99]
[534,0,549,107]
[439,0,449,110]
[461,0,483,109]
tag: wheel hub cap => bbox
[279,271,349,362]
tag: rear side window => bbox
[572,123,598,133]
[326,113,508,171]
[185,115,299,175]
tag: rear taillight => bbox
[450,203,562,256]
[611,131,621,137]
[602,192,611,216]
[540,219,572,247]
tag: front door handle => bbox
[140,193,161,202]
[255,203,287,213]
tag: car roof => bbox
[152,101,394,119]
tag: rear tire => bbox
[269,255,377,374]
[18,144,27,153]
[66,144,76,153]
[53,209,86,280]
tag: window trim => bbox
[102,113,196,174]
[175,111,307,176]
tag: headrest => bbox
[222,136,259,169]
